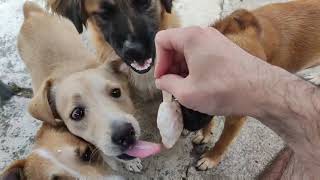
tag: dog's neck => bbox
[128,67,161,100]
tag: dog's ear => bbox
[107,59,130,77]
[214,9,260,34]
[29,78,61,126]
[47,0,87,33]
[160,0,173,13]
[23,1,44,19]
[104,51,130,76]
[0,160,26,180]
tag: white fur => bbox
[33,148,124,180]
[33,148,83,178]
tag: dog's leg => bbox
[196,116,246,171]
[192,118,215,144]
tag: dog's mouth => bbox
[117,154,136,160]
[127,58,154,74]
[117,140,161,161]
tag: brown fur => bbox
[46,0,320,172]
[0,124,118,180]
[47,0,180,96]
[16,1,142,175]
[195,0,320,170]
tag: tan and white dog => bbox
[0,124,123,180]
[17,1,161,173]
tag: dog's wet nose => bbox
[123,40,145,63]
[112,123,136,149]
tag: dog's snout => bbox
[123,40,145,63]
[112,123,136,149]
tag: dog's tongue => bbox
[125,141,162,159]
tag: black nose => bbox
[112,123,136,149]
[123,40,146,64]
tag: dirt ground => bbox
[0,0,296,179]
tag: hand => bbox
[154,26,286,116]
[155,26,320,177]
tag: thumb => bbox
[155,74,185,96]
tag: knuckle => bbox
[184,26,205,44]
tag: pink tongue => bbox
[125,141,162,159]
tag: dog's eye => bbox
[135,0,151,9]
[110,88,121,98]
[70,107,85,121]
[81,147,92,162]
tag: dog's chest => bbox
[129,68,159,100]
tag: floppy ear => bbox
[107,59,130,77]
[214,9,260,34]
[103,51,130,76]
[0,160,26,180]
[47,0,87,33]
[28,78,61,126]
[160,0,173,13]
[23,1,44,19]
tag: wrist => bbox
[250,65,320,162]
[250,65,305,119]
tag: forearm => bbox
[252,65,320,167]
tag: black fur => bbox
[48,0,173,73]
[181,106,213,131]
[49,0,88,33]
[160,0,173,13]
[92,0,162,73]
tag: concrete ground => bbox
[0,0,300,179]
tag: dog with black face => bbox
[48,0,178,74]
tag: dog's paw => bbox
[303,72,320,86]
[192,130,211,145]
[196,156,220,171]
[124,158,143,173]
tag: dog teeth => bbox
[130,59,152,71]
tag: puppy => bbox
[0,124,123,180]
[47,0,179,77]
[18,1,160,172]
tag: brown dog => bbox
[0,124,123,180]
[192,0,320,170]
[18,1,160,173]
[47,0,179,78]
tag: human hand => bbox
[154,26,283,116]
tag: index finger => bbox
[154,27,201,78]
